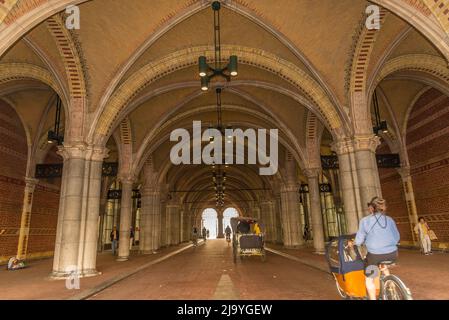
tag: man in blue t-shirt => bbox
[352,197,400,300]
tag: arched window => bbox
[223,207,239,231]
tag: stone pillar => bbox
[260,199,275,242]
[140,190,161,253]
[353,135,382,211]
[117,177,134,261]
[398,167,419,245]
[160,198,167,247]
[305,169,325,254]
[280,184,304,247]
[217,209,224,238]
[16,177,39,260]
[332,140,362,234]
[181,205,190,242]
[274,193,283,244]
[52,144,107,278]
[166,201,181,245]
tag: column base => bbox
[313,250,325,255]
[140,250,158,255]
[116,256,129,262]
[283,244,305,249]
[49,268,101,280]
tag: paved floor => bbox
[90,240,337,300]
[1,239,449,300]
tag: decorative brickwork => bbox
[377,142,412,241]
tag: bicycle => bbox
[374,261,413,300]
[326,235,413,300]
[225,233,231,246]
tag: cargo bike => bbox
[230,217,266,263]
[325,234,413,300]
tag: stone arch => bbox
[92,45,345,145]
[370,54,449,115]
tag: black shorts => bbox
[365,251,398,274]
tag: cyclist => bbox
[225,225,232,245]
[352,197,400,300]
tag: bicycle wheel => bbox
[380,275,413,300]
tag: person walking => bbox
[192,226,199,246]
[110,226,119,255]
[129,226,135,250]
[202,226,207,242]
[414,217,434,255]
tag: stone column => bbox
[305,169,325,254]
[260,199,275,242]
[182,205,190,242]
[140,190,161,253]
[398,167,419,245]
[16,177,39,260]
[217,209,224,238]
[166,201,181,245]
[52,144,107,278]
[117,177,134,261]
[332,139,362,234]
[280,184,304,247]
[353,135,382,211]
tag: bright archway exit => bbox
[223,208,239,231]
[201,208,218,239]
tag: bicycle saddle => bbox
[379,260,395,265]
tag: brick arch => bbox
[46,15,86,100]
[0,63,67,106]
[422,0,449,31]
[305,111,323,168]
[348,7,389,95]
[92,45,344,145]
[373,53,449,88]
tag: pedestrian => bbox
[414,217,435,255]
[129,226,135,250]
[202,226,207,241]
[206,229,210,239]
[110,226,119,255]
[192,226,199,246]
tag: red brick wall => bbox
[407,88,449,243]
[0,100,62,259]
[0,100,27,258]
[28,145,62,255]
[377,142,412,242]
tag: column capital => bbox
[303,168,321,179]
[281,183,298,193]
[331,138,354,155]
[57,143,109,161]
[57,142,88,160]
[25,177,39,188]
[87,145,110,162]
[353,135,381,153]
[118,175,135,185]
[397,166,411,179]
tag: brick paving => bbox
[1,240,449,300]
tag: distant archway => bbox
[201,208,218,239]
[223,208,239,231]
